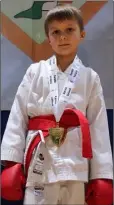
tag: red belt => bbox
[25,109,92,176]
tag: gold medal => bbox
[49,123,66,146]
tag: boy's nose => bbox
[60,35,67,40]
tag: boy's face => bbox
[48,18,85,56]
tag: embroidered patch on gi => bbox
[33,153,44,175]
[39,153,44,161]
[34,186,44,196]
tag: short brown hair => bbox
[44,5,84,36]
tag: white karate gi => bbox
[1,56,113,205]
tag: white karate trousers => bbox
[23,181,85,205]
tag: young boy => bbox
[1,5,113,205]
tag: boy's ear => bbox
[80,31,86,39]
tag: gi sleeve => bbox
[1,64,34,164]
[86,74,113,180]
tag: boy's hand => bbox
[85,179,113,205]
[1,163,26,201]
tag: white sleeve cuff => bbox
[90,172,113,180]
[1,145,24,164]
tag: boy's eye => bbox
[52,30,60,35]
[66,28,75,33]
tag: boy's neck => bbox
[56,52,77,72]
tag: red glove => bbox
[86,179,113,205]
[1,162,26,201]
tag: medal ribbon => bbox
[48,55,82,122]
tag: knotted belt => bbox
[25,109,93,177]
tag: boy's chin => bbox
[56,50,76,56]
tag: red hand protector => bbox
[1,163,26,201]
[86,179,113,205]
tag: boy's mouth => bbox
[59,44,70,47]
